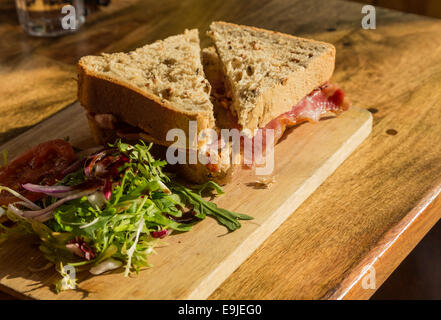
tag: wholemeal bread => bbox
[208,21,336,134]
[202,47,238,130]
[78,29,214,149]
[202,46,228,101]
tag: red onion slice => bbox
[151,229,171,238]
[22,189,96,221]
[0,186,41,210]
[7,203,25,217]
[22,183,73,195]
[13,201,42,210]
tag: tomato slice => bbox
[0,139,76,205]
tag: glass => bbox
[15,0,86,37]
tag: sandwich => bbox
[78,22,350,184]
[204,22,350,145]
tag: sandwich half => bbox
[78,29,214,149]
[206,21,350,146]
[78,29,234,184]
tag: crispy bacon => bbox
[246,83,351,165]
[193,83,351,171]
[260,83,350,144]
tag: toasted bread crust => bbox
[78,63,213,149]
[254,49,335,130]
[208,21,336,133]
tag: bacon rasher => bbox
[244,83,351,165]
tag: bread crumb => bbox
[254,176,276,188]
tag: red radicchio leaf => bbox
[84,150,130,180]
[82,150,132,203]
[66,237,96,260]
[151,229,170,239]
[103,179,112,200]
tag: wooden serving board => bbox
[0,102,371,299]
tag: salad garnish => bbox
[0,140,252,291]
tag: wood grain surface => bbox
[1,0,441,299]
[0,103,371,299]
[349,0,441,19]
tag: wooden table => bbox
[1,0,441,300]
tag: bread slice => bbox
[78,29,214,149]
[202,46,228,101]
[202,47,237,130]
[208,21,336,134]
